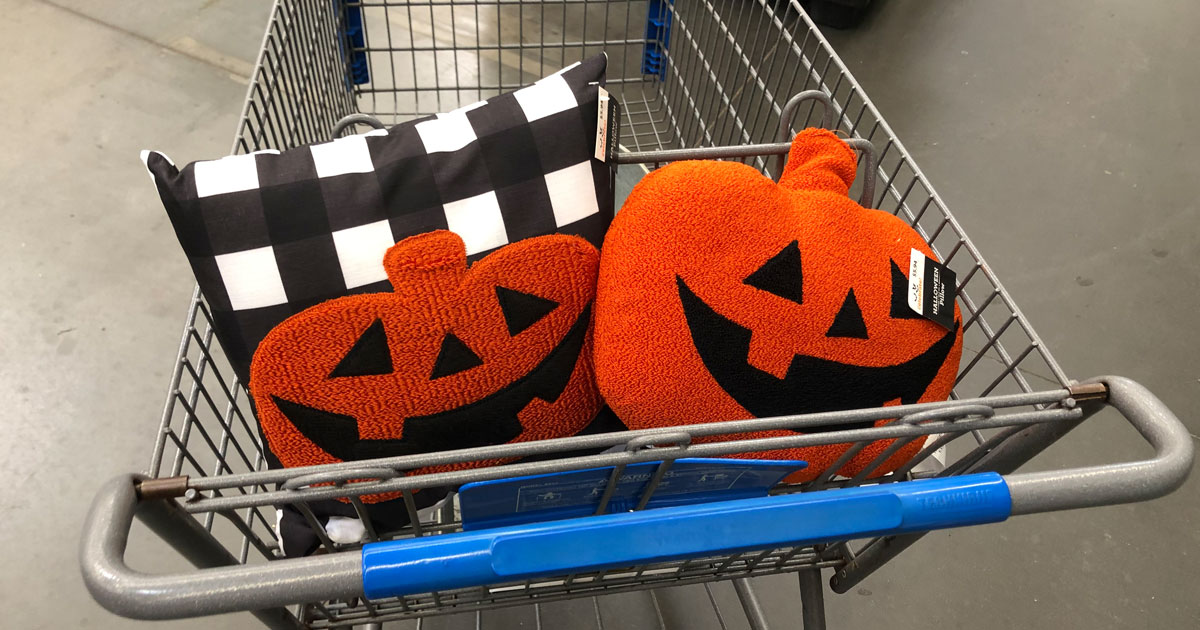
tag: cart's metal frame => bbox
[81,1,1192,629]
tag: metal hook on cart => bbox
[330,113,386,140]
[281,466,401,492]
[622,431,692,453]
[775,90,836,144]
[592,431,694,514]
[844,137,877,207]
[775,90,878,206]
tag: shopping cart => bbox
[81,1,1192,629]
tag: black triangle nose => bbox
[430,333,484,379]
[825,289,870,339]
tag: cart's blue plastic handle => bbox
[361,473,1010,599]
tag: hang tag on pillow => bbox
[907,248,957,330]
[594,86,621,163]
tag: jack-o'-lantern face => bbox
[676,241,959,430]
[251,231,602,497]
[594,128,963,480]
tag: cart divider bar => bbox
[188,406,1077,513]
[360,473,1011,599]
[183,388,1071,493]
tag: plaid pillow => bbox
[143,55,614,384]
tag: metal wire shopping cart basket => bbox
[81,1,1193,628]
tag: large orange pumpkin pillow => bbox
[250,230,603,491]
[593,128,962,481]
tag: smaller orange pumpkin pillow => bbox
[250,230,602,496]
[594,128,963,481]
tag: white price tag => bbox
[594,86,611,162]
[907,248,925,315]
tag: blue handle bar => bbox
[361,473,1010,599]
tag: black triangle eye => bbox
[826,289,870,339]
[496,286,559,336]
[329,319,394,378]
[744,241,803,304]
[430,333,484,379]
[889,260,923,319]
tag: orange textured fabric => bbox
[594,128,963,481]
[251,231,602,501]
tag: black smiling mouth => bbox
[271,303,591,461]
[676,276,957,431]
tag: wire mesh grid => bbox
[144,0,1077,626]
[231,0,358,155]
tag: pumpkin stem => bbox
[778,128,858,197]
[382,230,468,295]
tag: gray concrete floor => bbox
[1,0,1196,628]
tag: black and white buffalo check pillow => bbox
[143,54,614,384]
